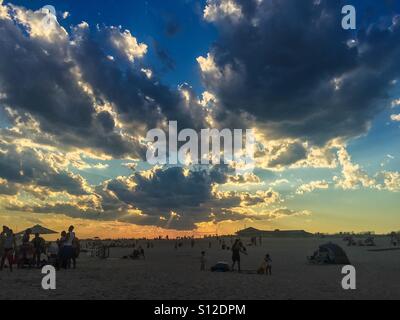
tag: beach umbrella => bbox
[16,224,58,235]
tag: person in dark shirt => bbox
[19,229,32,268]
[231,239,246,272]
[0,228,16,272]
[22,229,31,244]
[32,233,45,268]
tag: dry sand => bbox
[0,237,399,300]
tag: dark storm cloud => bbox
[37,165,265,230]
[71,27,205,132]
[0,16,142,158]
[7,165,275,230]
[0,8,206,159]
[102,166,233,229]
[201,0,400,144]
[268,142,307,167]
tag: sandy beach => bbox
[0,237,398,300]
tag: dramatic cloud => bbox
[99,166,278,229]
[1,1,399,233]
[0,3,206,160]
[5,165,283,230]
[0,141,90,196]
[199,0,400,145]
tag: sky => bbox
[0,0,399,239]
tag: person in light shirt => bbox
[64,226,77,269]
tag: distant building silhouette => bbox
[236,227,313,238]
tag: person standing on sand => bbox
[58,231,67,269]
[265,254,272,276]
[200,251,206,271]
[231,239,246,272]
[32,233,45,268]
[65,226,77,269]
[19,228,32,268]
[0,228,16,272]
[0,226,8,257]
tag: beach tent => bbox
[16,225,58,236]
[308,243,350,265]
[319,243,350,265]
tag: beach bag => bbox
[211,262,230,272]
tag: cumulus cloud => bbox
[107,26,147,62]
[333,146,400,192]
[204,0,243,22]
[0,141,91,196]
[296,180,329,195]
[376,171,400,192]
[334,147,376,190]
[199,0,400,145]
[0,3,206,160]
[5,165,282,230]
[1,0,399,232]
[391,114,400,121]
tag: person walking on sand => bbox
[200,251,206,271]
[1,228,16,272]
[231,239,246,272]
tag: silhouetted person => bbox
[32,233,45,268]
[200,251,206,271]
[1,228,16,272]
[59,231,67,269]
[19,228,32,268]
[231,239,245,272]
[65,226,76,269]
[265,254,272,276]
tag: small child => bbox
[265,254,272,276]
[200,251,206,271]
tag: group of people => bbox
[55,226,80,269]
[0,225,79,272]
[200,238,272,275]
